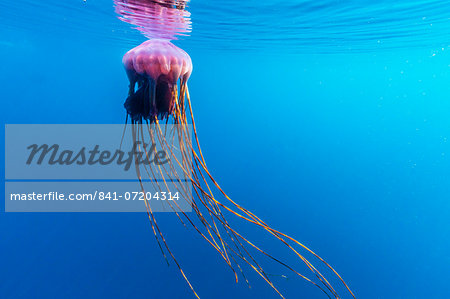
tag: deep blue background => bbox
[1,1,450,298]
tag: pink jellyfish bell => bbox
[123,39,192,122]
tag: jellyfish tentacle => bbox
[154,114,335,298]
[190,144,340,297]
[149,78,157,119]
[165,98,256,280]
[119,115,128,151]
[164,95,310,295]
[153,119,289,297]
[132,122,169,265]
[127,76,136,97]
[155,110,297,291]
[154,112,250,274]
[152,118,240,276]
[189,152,335,298]
[146,119,244,279]
[184,87,355,298]
[123,39,355,299]
[170,88,324,296]
[132,121,200,299]
[157,116,333,298]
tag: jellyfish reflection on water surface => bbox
[115,0,355,298]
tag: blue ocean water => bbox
[1,0,450,298]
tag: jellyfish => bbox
[120,37,355,299]
[123,39,192,122]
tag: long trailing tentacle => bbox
[179,83,334,296]
[156,118,332,298]
[129,76,355,299]
[131,121,200,299]
[183,84,355,298]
